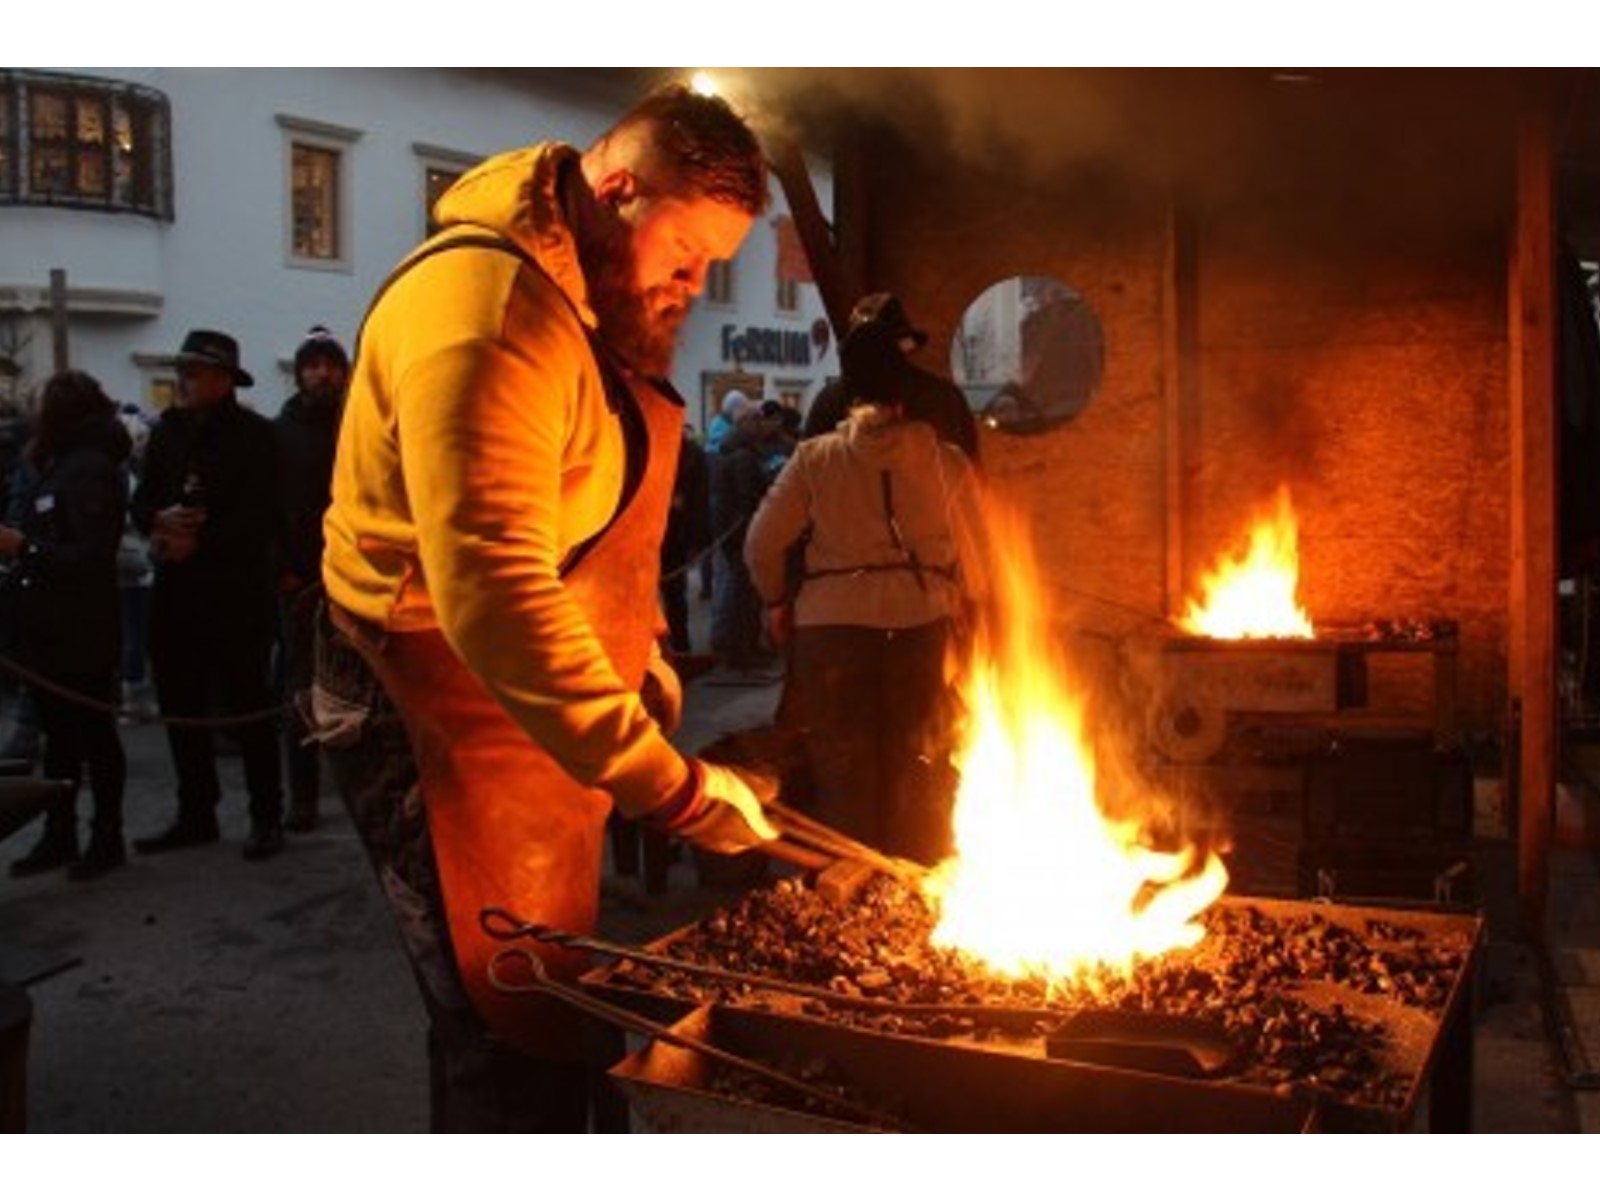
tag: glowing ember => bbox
[924,503,1228,982]
[1179,485,1314,640]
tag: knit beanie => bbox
[293,325,349,376]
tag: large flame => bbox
[1179,484,1314,639]
[925,504,1228,981]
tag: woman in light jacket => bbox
[745,342,986,865]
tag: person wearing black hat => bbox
[130,329,286,860]
[800,292,980,461]
[274,326,349,833]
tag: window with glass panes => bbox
[706,260,734,306]
[0,71,170,217]
[291,143,342,261]
[776,277,799,314]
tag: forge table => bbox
[578,894,1484,1133]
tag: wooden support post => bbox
[764,137,852,337]
[1509,108,1558,935]
[1162,201,1199,619]
[829,132,868,319]
[48,269,70,373]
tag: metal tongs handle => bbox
[485,943,914,1131]
[762,800,927,884]
[479,909,1061,1027]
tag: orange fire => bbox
[1179,485,1314,640]
[924,503,1228,982]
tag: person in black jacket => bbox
[0,370,131,879]
[0,395,43,764]
[274,326,348,832]
[130,330,286,861]
[710,407,780,671]
[660,423,710,655]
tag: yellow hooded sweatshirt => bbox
[322,143,689,817]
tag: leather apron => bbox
[365,359,682,1060]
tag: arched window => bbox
[0,70,173,220]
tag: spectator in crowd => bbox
[699,388,754,604]
[1,388,41,763]
[1,370,132,879]
[759,399,799,478]
[710,404,781,671]
[274,325,349,832]
[706,387,753,453]
[131,329,285,861]
[660,422,710,655]
[116,402,157,721]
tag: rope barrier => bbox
[0,650,289,729]
[657,516,749,585]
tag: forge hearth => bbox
[583,874,1482,1132]
[1142,629,1461,766]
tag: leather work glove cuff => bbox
[644,759,778,855]
[646,759,707,835]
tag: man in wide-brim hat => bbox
[130,328,285,861]
[172,329,255,389]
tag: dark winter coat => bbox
[7,409,130,682]
[130,395,282,614]
[274,391,341,587]
[709,423,772,555]
[662,432,710,571]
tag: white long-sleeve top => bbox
[744,407,986,630]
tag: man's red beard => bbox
[580,214,688,378]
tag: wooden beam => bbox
[48,269,70,373]
[830,131,868,315]
[1510,107,1558,935]
[1162,200,1199,618]
[764,138,851,337]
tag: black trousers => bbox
[278,586,322,814]
[35,673,126,845]
[149,580,282,826]
[792,620,957,865]
[659,567,691,654]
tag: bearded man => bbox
[274,326,349,833]
[315,84,777,1132]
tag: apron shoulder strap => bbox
[354,227,646,579]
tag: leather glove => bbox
[640,650,684,735]
[645,759,779,855]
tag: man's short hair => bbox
[608,83,769,216]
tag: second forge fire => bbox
[1179,484,1315,641]
[922,498,1229,983]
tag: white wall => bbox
[0,68,835,426]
